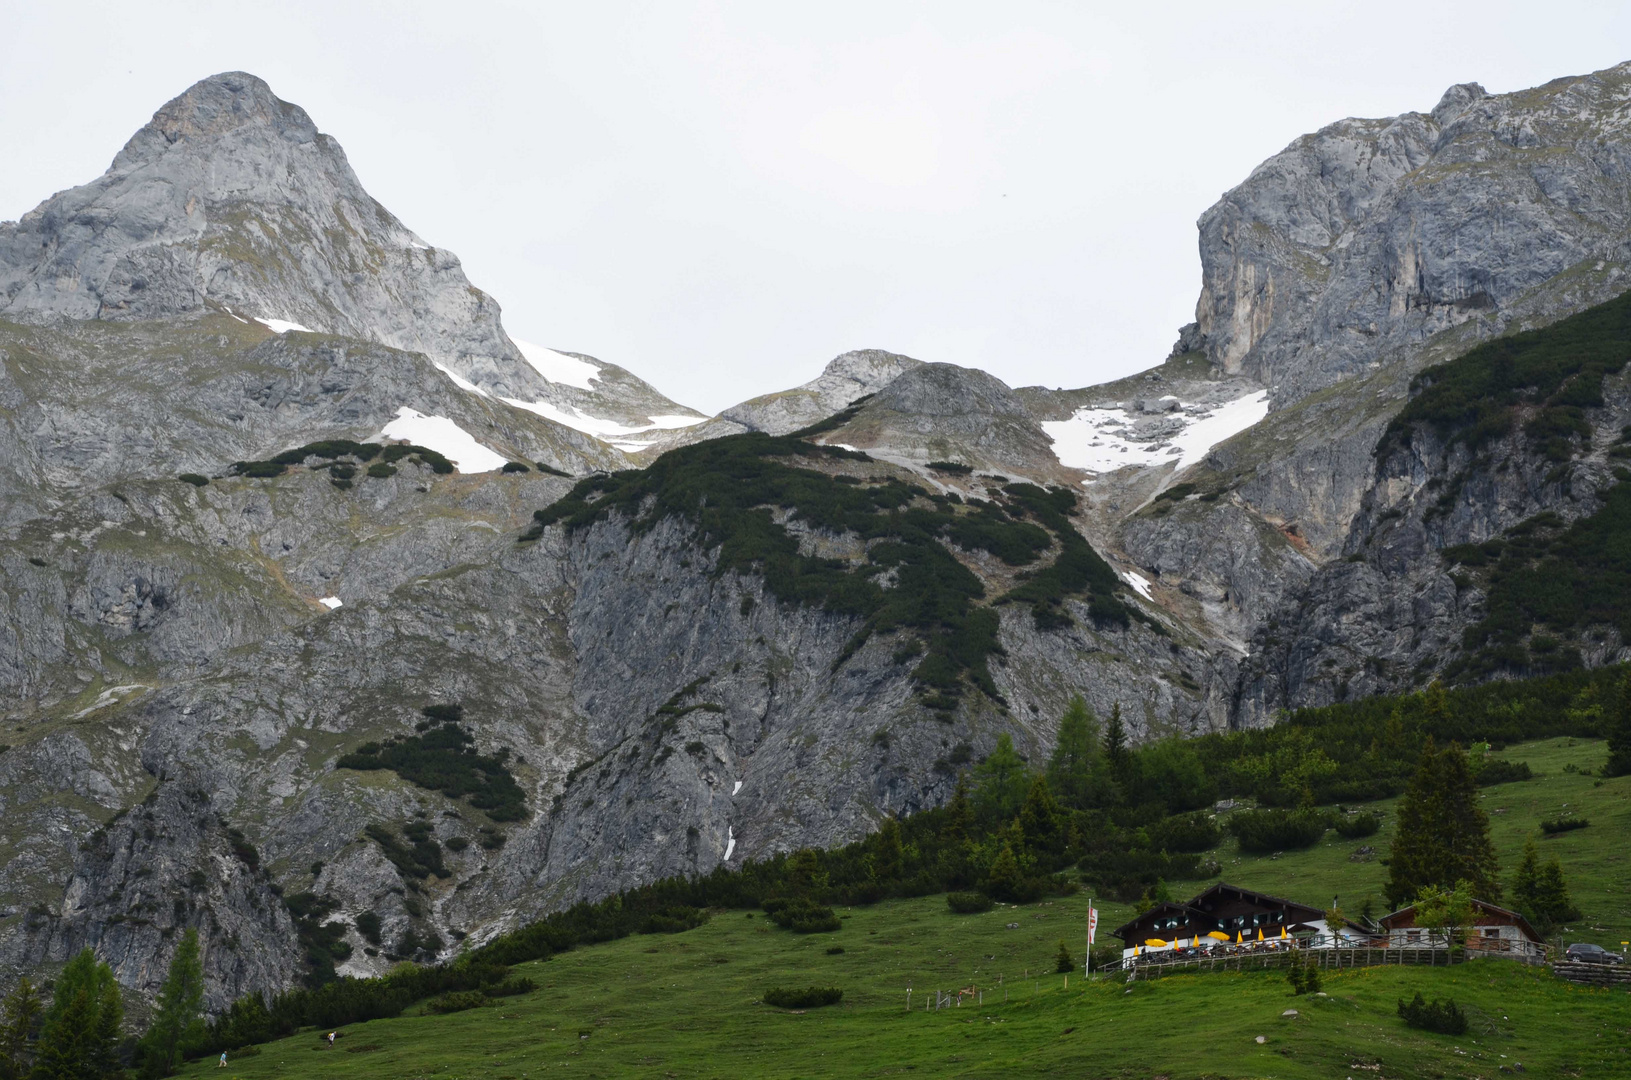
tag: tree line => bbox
[1,930,203,1080]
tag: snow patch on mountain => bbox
[1122,570,1154,601]
[1043,390,1270,476]
[255,317,313,335]
[433,362,490,398]
[379,407,507,472]
[512,338,602,390]
[500,395,706,449]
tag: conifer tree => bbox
[1531,857,1582,931]
[139,927,204,1078]
[1509,839,1540,917]
[1054,941,1074,974]
[1102,703,1127,765]
[938,778,976,888]
[971,733,1030,825]
[1512,839,1583,934]
[1017,775,1067,858]
[32,948,121,1080]
[1045,696,1099,809]
[30,984,96,1080]
[0,977,41,1080]
[1385,739,1501,908]
[984,841,1026,903]
[1605,670,1631,777]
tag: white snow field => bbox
[318,596,343,610]
[433,361,490,398]
[1043,390,1270,476]
[511,338,603,390]
[254,317,314,335]
[500,395,705,451]
[379,407,508,473]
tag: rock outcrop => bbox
[1192,65,1631,403]
[717,349,922,435]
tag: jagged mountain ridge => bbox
[0,72,700,450]
[4,62,1631,1012]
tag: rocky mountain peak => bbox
[820,348,921,391]
[110,72,317,173]
[1192,60,1631,403]
[713,348,921,435]
[0,71,565,400]
[871,362,1026,418]
[1429,81,1487,127]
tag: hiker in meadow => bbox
[218,1051,228,1068]
[328,1030,337,1046]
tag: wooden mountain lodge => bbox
[1377,898,1545,957]
[1112,883,1331,958]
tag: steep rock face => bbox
[3,782,303,1012]
[0,318,628,519]
[0,458,1213,998]
[717,349,921,435]
[1240,364,1631,716]
[1194,64,1631,403]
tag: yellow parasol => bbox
[1280,926,1288,940]
[1144,938,1167,947]
[1207,931,1230,941]
[1256,928,1264,941]
[1235,931,1242,943]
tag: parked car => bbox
[1565,943,1624,964]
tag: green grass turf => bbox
[187,739,1631,1079]
[1211,736,1631,945]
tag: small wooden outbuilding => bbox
[1376,899,1544,957]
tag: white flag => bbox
[1088,906,1098,945]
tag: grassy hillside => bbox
[183,737,1630,1079]
[1214,736,1631,943]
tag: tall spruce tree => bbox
[1045,696,1099,809]
[971,733,1030,825]
[1017,775,1067,858]
[1511,839,1583,934]
[0,977,41,1080]
[1606,670,1631,777]
[1385,739,1501,909]
[139,927,204,1078]
[1509,839,1541,919]
[32,948,121,1080]
[1101,703,1127,765]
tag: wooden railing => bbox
[1113,936,1552,979]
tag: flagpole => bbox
[1085,897,1095,981]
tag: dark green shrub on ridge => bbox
[946,891,994,914]
[639,906,709,934]
[337,707,526,822]
[763,987,843,1009]
[1333,811,1381,840]
[426,991,488,1014]
[1398,992,1468,1035]
[521,413,1132,704]
[763,897,841,933]
[1227,809,1329,854]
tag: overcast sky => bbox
[4,2,1629,413]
